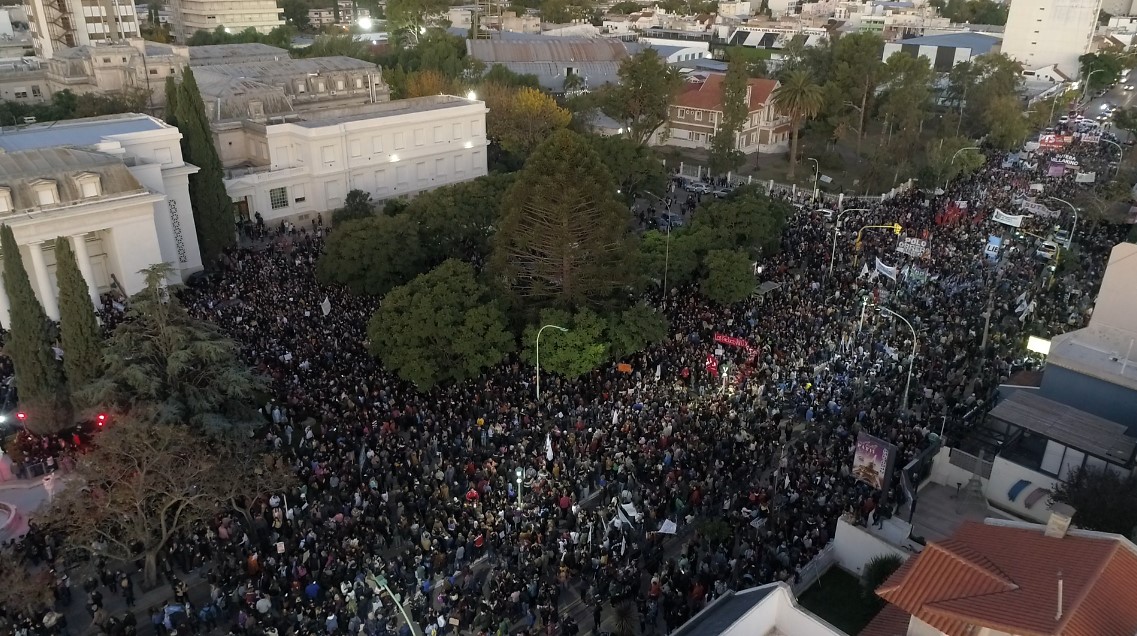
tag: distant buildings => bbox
[1001,0,1100,79]
[307,0,369,27]
[881,32,1002,71]
[22,0,139,58]
[0,113,204,323]
[655,73,791,156]
[166,0,283,43]
[465,37,633,92]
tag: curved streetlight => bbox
[1100,137,1124,177]
[878,305,918,412]
[1047,196,1079,249]
[944,146,980,190]
[806,157,820,200]
[1081,68,1106,104]
[536,324,568,401]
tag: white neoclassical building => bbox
[0,113,202,326]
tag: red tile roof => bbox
[877,521,1137,636]
[860,603,912,636]
[673,74,778,113]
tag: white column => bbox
[27,242,59,320]
[70,234,100,307]
[0,270,10,330]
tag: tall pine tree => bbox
[54,237,103,390]
[0,226,71,434]
[164,75,179,126]
[174,68,235,267]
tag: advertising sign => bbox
[852,432,898,492]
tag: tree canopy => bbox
[772,70,824,178]
[1050,466,1137,538]
[701,249,756,305]
[403,173,516,266]
[367,259,514,390]
[602,49,683,146]
[483,84,572,160]
[586,135,668,206]
[690,185,789,258]
[709,56,749,175]
[54,236,103,391]
[81,264,264,436]
[332,189,375,225]
[492,129,636,310]
[316,213,425,296]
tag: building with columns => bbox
[0,113,202,325]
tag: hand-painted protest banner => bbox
[874,257,898,281]
[992,209,1025,227]
[1020,200,1057,218]
[1075,171,1096,183]
[895,235,929,258]
[984,235,1003,260]
[1038,134,1074,150]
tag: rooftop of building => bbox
[674,73,778,111]
[466,36,632,63]
[277,94,482,128]
[672,582,842,636]
[0,113,168,153]
[875,518,1137,636]
[0,147,145,213]
[894,31,1001,53]
[193,55,377,82]
[988,390,1136,464]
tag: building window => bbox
[335,79,345,91]
[31,86,42,98]
[149,68,158,74]
[296,82,307,94]
[269,187,289,209]
[76,174,101,198]
[33,181,57,206]
[695,111,703,121]
[354,77,363,88]
[14,89,27,99]
[102,57,111,63]
[316,81,326,92]
[0,188,11,213]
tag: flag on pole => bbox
[705,354,719,377]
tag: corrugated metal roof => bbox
[467,37,631,63]
[0,115,165,152]
[483,61,622,90]
[988,391,1135,462]
[0,147,144,212]
[897,32,1001,53]
[877,521,1137,636]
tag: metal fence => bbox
[948,447,994,480]
[672,161,916,205]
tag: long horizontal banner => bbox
[714,333,751,349]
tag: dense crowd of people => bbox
[1,133,1130,636]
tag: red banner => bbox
[714,333,751,349]
[705,354,719,377]
[1038,134,1074,151]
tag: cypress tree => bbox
[174,67,235,267]
[0,226,71,434]
[54,237,103,390]
[164,75,179,126]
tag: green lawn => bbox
[797,568,882,635]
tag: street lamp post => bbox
[1081,68,1106,104]
[370,575,424,636]
[1047,196,1079,249]
[944,146,980,190]
[853,223,903,267]
[879,306,918,412]
[643,190,671,299]
[827,208,870,280]
[807,157,820,200]
[536,324,568,401]
[1100,138,1124,177]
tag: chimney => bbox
[1056,571,1064,621]
[1046,503,1076,539]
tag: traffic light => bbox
[15,411,26,423]
[893,223,902,235]
[96,413,108,427]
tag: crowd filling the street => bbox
[1,129,1132,636]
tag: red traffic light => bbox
[96,413,107,427]
[15,411,26,421]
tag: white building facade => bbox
[0,114,203,324]
[222,95,489,223]
[167,0,282,42]
[23,0,140,58]
[1001,0,1100,79]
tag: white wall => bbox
[832,516,909,577]
[1002,0,1101,78]
[693,584,844,636]
[226,100,489,222]
[986,456,1060,523]
[927,446,985,490]
[108,214,165,293]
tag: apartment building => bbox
[166,0,282,42]
[23,0,139,58]
[1001,0,1100,78]
[307,0,369,26]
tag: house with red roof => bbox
[864,511,1137,636]
[653,72,792,156]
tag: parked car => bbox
[713,187,734,198]
[1036,240,1059,260]
[1053,229,1071,248]
[1058,115,1070,124]
[657,212,684,230]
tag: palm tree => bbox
[772,70,824,179]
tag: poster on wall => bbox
[852,432,898,492]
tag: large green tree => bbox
[603,49,683,146]
[317,214,425,296]
[607,302,668,360]
[492,129,636,309]
[586,135,668,207]
[924,137,985,188]
[1051,466,1137,537]
[710,55,750,175]
[825,32,885,153]
[983,94,1031,150]
[701,249,755,305]
[404,173,515,266]
[521,308,609,378]
[82,264,262,436]
[637,227,709,288]
[332,189,375,225]
[1,226,71,434]
[690,186,789,257]
[54,237,103,391]
[174,68,236,267]
[1080,51,1128,91]
[772,70,824,178]
[878,52,935,142]
[367,260,514,390]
